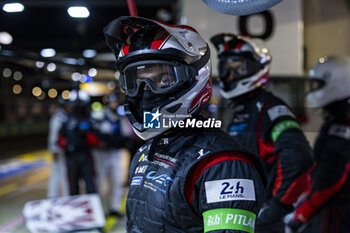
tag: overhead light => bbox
[67,6,90,18]
[88,68,97,77]
[13,71,22,81]
[0,32,13,45]
[47,63,56,72]
[13,84,22,94]
[32,87,42,97]
[40,48,56,58]
[2,3,24,13]
[83,49,97,58]
[61,90,70,100]
[71,72,81,81]
[35,61,45,68]
[2,68,12,78]
[48,88,58,98]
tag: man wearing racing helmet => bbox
[211,33,313,233]
[104,16,267,233]
[58,89,98,195]
[287,56,350,233]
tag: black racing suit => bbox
[59,113,97,195]
[293,114,350,233]
[224,89,313,233]
[126,127,267,233]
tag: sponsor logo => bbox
[131,176,143,185]
[203,208,256,233]
[138,153,148,162]
[229,123,248,136]
[256,101,263,112]
[153,153,177,167]
[205,179,255,203]
[197,149,210,160]
[143,170,174,194]
[207,214,221,226]
[145,171,174,187]
[135,165,148,174]
[143,110,222,129]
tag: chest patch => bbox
[205,179,256,203]
[229,123,248,136]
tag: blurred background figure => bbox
[58,88,98,195]
[91,93,129,230]
[288,56,350,233]
[210,33,314,233]
[47,95,69,198]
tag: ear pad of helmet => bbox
[202,0,283,16]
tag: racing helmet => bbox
[67,89,91,108]
[210,33,271,99]
[307,56,350,108]
[104,16,211,140]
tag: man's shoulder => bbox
[194,128,254,156]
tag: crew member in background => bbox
[288,56,350,233]
[47,96,69,197]
[91,94,129,230]
[58,89,98,195]
[211,33,313,233]
[104,16,267,233]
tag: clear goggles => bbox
[119,60,198,97]
[219,57,262,80]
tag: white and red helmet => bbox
[104,16,212,140]
[211,33,271,99]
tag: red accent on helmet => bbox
[224,43,230,51]
[235,41,243,50]
[189,79,212,112]
[150,31,170,49]
[122,43,130,55]
[250,72,269,87]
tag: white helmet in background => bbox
[307,56,350,108]
[210,33,271,99]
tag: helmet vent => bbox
[166,103,182,113]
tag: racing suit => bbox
[291,114,350,233]
[92,108,128,214]
[58,113,97,195]
[224,89,313,233]
[126,126,266,233]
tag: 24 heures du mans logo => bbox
[143,109,222,129]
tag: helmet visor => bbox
[308,78,326,92]
[120,60,197,97]
[219,57,262,80]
